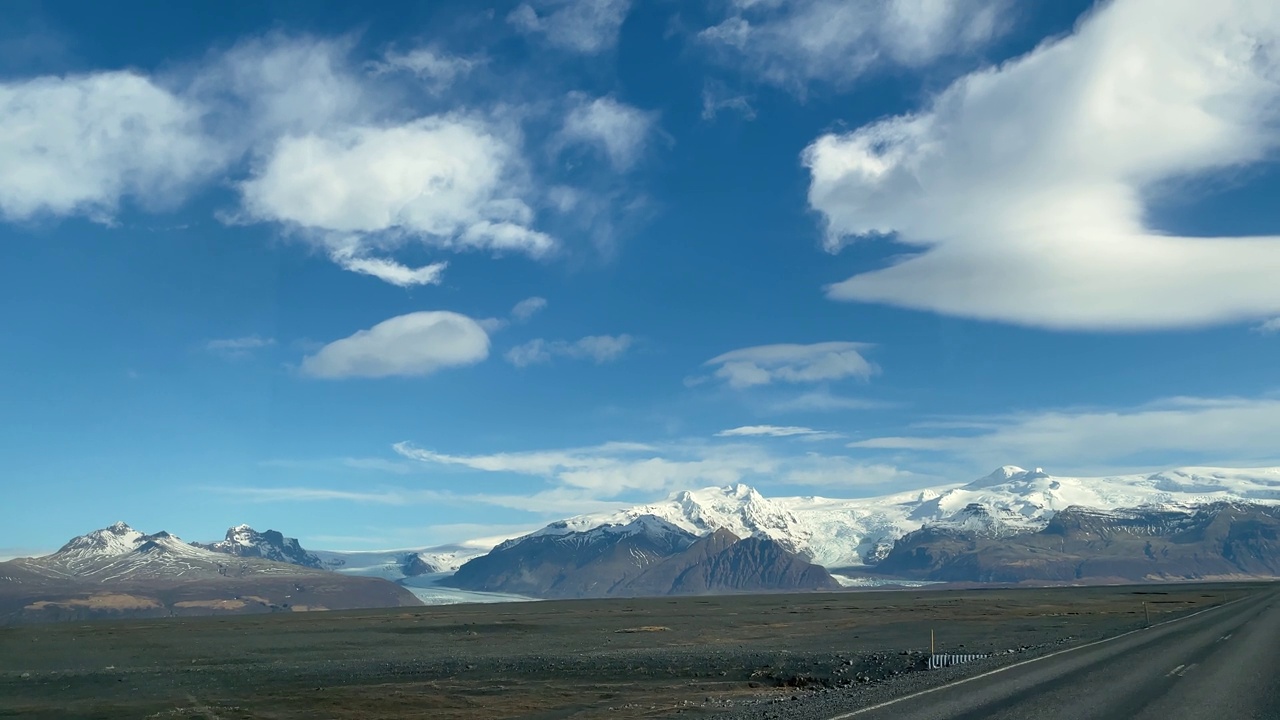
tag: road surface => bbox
[833,587,1280,720]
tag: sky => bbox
[3,0,1280,556]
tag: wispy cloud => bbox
[768,390,888,413]
[716,425,841,440]
[511,296,548,322]
[701,80,755,121]
[697,342,878,389]
[1254,318,1280,334]
[205,335,276,358]
[699,0,1012,90]
[851,395,1280,473]
[508,0,633,54]
[394,437,928,496]
[559,95,656,171]
[505,334,632,367]
[214,484,629,517]
[367,45,478,92]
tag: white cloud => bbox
[1254,318,1280,334]
[511,296,548,322]
[368,45,477,91]
[508,0,633,54]
[395,438,917,495]
[236,116,556,287]
[699,0,1011,89]
[206,335,276,358]
[0,71,219,221]
[806,0,1280,330]
[327,247,448,287]
[851,396,1280,471]
[717,425,840,440]
[300,311,489,379]
[505,334,633,367]
[560,95,656,171]
[189,35,374,150]
[240,115,553,252]
[0,35,384,228]
[701,342,878,389]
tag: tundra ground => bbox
[0,582,1266,720]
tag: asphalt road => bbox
[832,588,1280,720]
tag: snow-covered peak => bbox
[57,523,145,558]
[197,525,324,568]
[966,465,1031,488]
[527,483,813,556]
[136,531,207,557]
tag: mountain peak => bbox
[197,526,323,569]
[105,521,135,534]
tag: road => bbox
[832,587,1280,720]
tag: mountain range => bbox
[437,465,1280,593]
[520,466,1280,570]
[10,464,1280,622]
[0,523,419,624]
[875,502,1280,583]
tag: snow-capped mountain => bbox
[516,466,1280,568]
[197,525,323,568]
[13,523,319,582]
[1,523,423,623]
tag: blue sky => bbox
[3,0,1280,555]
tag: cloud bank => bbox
[806,0,1280,330]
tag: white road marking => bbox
[1217,633,1232,642]
[1177,663,1196,677]
[1167,664,1185,677]
[825,596,1251,720]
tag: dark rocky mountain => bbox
[448,515,840,598]
[0,523,420,624]
[619,528,841,596]
[196,525,324,568]
[874,503,1280,583]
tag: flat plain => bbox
[1,582,1267,720]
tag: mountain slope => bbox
[448,516,696,598]
[448,516,839,598]
[875,503,1280,583]
[620,529,841,596]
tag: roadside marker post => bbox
[1144,602,1150,627]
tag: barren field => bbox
[1,583,1268,720]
